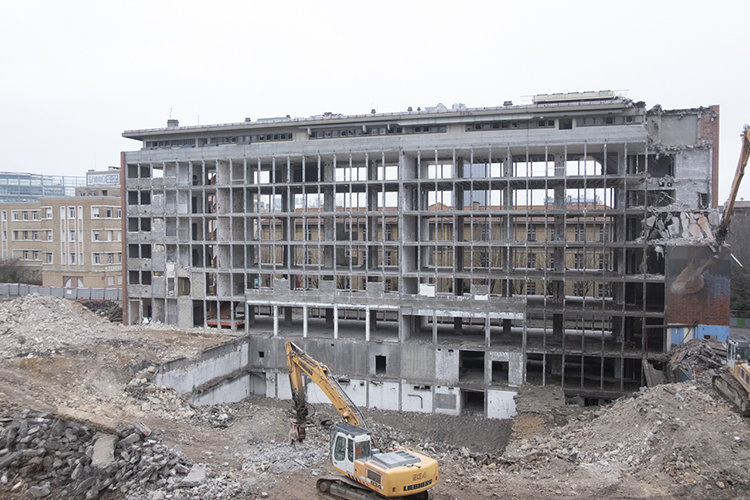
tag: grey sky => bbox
[1,0,748,202]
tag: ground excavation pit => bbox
[1,294,750,500]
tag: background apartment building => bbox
[0,168,123,288]
[0,171,86,203]
[122,93,725,417]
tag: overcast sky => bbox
[1,0,748,201]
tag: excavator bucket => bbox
[291,421,306,442]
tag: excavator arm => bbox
[718,125,750,243]
[286,341,368,441]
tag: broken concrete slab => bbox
[117,432,140,448]
[28,484,51,498]
[91,433,116,469]
[74,477,96,496]
[179,463,207,487]
[133,421,151,437]
[0,450,19,469]
[642,359,666,387]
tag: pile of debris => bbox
[502,382,750,497]
[666,338,726,385]
[0,409,246,499]
[0,295,114,359]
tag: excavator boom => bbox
[286,341,368,440]
[718,126,750,243]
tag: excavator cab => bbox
[330,423,373,476]
[727,334,750,369]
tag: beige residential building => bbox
[0,179,123,288]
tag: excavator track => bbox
[316,476,430,500]
[713,371,750,417]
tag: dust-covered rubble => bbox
[502,381,750,497]
[0,294,234,362]
[665,338,726,385]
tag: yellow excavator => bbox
[286,341,439,500]
[712,126,750,414]
[713,333,750,416]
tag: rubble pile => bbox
[666,338,726,384]
[124,367,239,426]
[239,441,327,476]
[0,295,111,359]
[503,382,750,496]
[0,295,229,363]
[0,410,247,500]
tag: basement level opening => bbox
[375,355,386,375]
[462,389,484,414]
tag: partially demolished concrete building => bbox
[122,92,726,417]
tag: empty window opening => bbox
[492,361,509,384]
[526,353,544,385]
[459,350,485,383]
[462,390,485,414]
[259,351,265,358]
[375,355,387,375]
[192,301,205,327]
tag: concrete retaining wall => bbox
[156,338,249,395]
[155,335,518,418]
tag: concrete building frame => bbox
[122,95,721,417]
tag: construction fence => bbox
[0,283,122,301]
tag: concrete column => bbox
[244,302,249,334]
[284,306,293,326]
[453,316,463,335]
[432,311,438,344]
[521,322,528,384]
[273,305,278,337]
[248,304,255,327]
[325,308,334,328]
[553,153,566,342]
[485,315,491,347]
[323,186,334,268]
[333,305,339,339]
[365,306,370,341]
[303,306,308,338]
